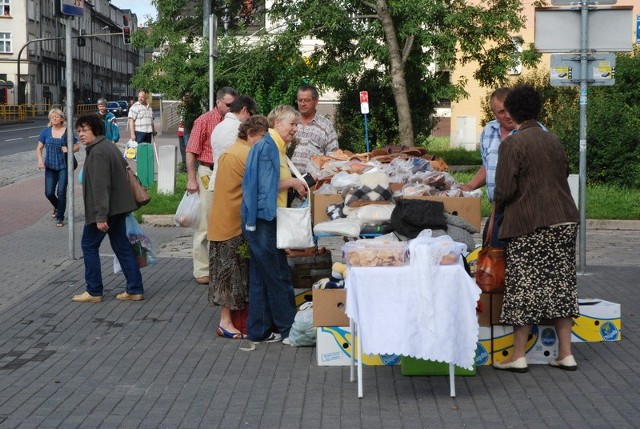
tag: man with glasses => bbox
[186,86,238,285]
[291,84,339,174]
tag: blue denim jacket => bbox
[241,133,281,231]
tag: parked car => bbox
[116,100,128,116]
[106,101,123,117]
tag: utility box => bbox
[137,143,155,188]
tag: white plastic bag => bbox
[288,302,316,347]
[124,139,138,160]
[174,192,200,227]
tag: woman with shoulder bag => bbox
[492,84,580,373]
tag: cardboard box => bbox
[475,300,621,365]
[400,356,476,376]
[572,299,621,342]
[475,325,559,366]
[401,196,481,231]
[316,326,401,366]
[477,293,504,327]
[313,289,349,327]
[312,193,344,226]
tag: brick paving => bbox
[0,133,638,428]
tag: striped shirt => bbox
[479,120,502,203]
[127,102,154,133]
[186,108,223,164]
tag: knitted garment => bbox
[390,199,447,239]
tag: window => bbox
[1,0,10,17]
[0,33,11,53]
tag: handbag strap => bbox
[484,207,496,247]
[285,156,312,208]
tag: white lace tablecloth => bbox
[345,263,481,370]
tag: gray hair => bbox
[97,98,108,106]
[267,105,300,128]
[47,108,66,127]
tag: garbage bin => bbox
[136,143,154,188]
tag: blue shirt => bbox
[39,127,76,171]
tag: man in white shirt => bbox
[209,95,258,190]
[127,90,157,143]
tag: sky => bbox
[109,0,157,23]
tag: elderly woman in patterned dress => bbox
[492,84,580,373]
[207,116,269,339]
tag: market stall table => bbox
[345,257,481,398]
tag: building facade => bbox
[449,0,639,149]
[0,0,143,106]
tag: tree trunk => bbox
[376,0,414,146]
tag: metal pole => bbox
[577,1,588,273]
[209,14,217,110]
[65,17,76,260]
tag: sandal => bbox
[51,209,57,218]
[56,221,64,227]
[216,325,246,340]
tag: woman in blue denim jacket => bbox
[241,105,309,343]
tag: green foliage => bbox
[482,46,640,189]
[136,0,538,146]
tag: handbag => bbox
[276,158,315,250]
[126,165,151,207]
[475,208,505,293]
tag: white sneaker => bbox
[282,337,291,346]
[258,333,282,343]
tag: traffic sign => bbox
[61,0,84,16]
[359,91,369,114]
[550,54,616,87]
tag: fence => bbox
[0,103,103,122]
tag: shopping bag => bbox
[124,139,138,160]
[276,157,314,250]
[174,191,200,227]
[475,209,505,293]
[125,213,156,268]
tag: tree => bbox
[133,0,539,146]
[268,0,540,146]
[131,1,312,114]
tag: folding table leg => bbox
[349,318,355,382]
[357,323,363,398]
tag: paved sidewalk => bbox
[0,132,638,427]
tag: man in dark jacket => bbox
[71,114,144,303]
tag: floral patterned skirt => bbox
[208,235,249,310]
[500,223,579,326]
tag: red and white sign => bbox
[359,91,369,114]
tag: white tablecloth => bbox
[345,263,481,370]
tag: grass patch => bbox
[452,169,640,220]
[133,173,188,222]
[420,137,482,165]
